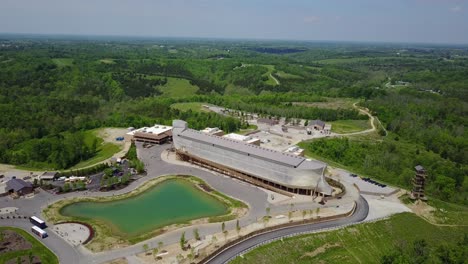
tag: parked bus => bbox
[31,226,48,238]
[29,216,46,229]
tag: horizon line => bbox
[1,32,468,47]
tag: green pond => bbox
[60,179,227,236]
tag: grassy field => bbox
[69,130,121,170]
[157,77,199,97]
[427,198,468,225]
[231,213,468,264]
[51,58,73,67]
[330,119,371,133]
[262,65,279,86]
[171,102,209,113]
[275,70,302,79]
[0,227,59,264]
[99,59,116,64]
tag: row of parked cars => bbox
[349,173,387,188]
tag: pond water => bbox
[60,179,227,236]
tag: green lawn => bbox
[231,213,468,264]
[171,102,209,113]
[330,119,371,133]
[69,130,121,170]
[157,77,199,97]
[51,58,73,67]
[262,65,279,86]
[0,227,59,264]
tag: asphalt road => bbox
[204,195,369,264]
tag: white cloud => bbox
[450,6,462,12]
[303,16,320,24]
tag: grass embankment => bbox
[69,129,121,170]
[0,227,59,264]
[43,175,246,252]
[231,213,468,264]
[330,119,371,133]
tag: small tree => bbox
[302,210,307,220]
[158,241,164,250]
[180,231,186,250]
[152,248,159,260]
[193,228,200,241]
[236,219,241,235]
[143,243,149,254]
[288,211,293,221]
[221,222,225,233]
[316,207,320,218]
[63,183,71,192]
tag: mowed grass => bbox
[231,213,468,264]
[171,102,210,113]
[330,119,371,133]
[427,198,468,225]
[51,58,73,67]
[158,77,199,97]
[0,227,59,264]
[261,65,279,86]
[99,59,116,64]
[69,129,121,170]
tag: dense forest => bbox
[0,36,466,203]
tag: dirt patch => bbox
[198,183,213,192]
[0,230,32,253]
[96,128,129,145]
[300,243,341,259]
[5,255,41,264]
[406,200,438,223]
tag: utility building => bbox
[172,120,332,197]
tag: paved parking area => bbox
[330,168,398,196]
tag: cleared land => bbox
[99,59,116,64]
[157,77,199,97]
[171,102,210,113]
[231,213,468,264]
[51,58,73,67]
[292,98,357,110]
[330,119,371,134]
[69,129,121,169]
[0,227,59,264]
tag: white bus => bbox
[29,216,46,228]
[31,226,48,238]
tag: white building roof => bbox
[127,125,172,136]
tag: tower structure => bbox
[410,165,427,200]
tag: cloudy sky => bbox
[1,0,467,44]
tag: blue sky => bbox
[1,0,467,43]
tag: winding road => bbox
[204,195,369,264]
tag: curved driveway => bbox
[204,195,368,264]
